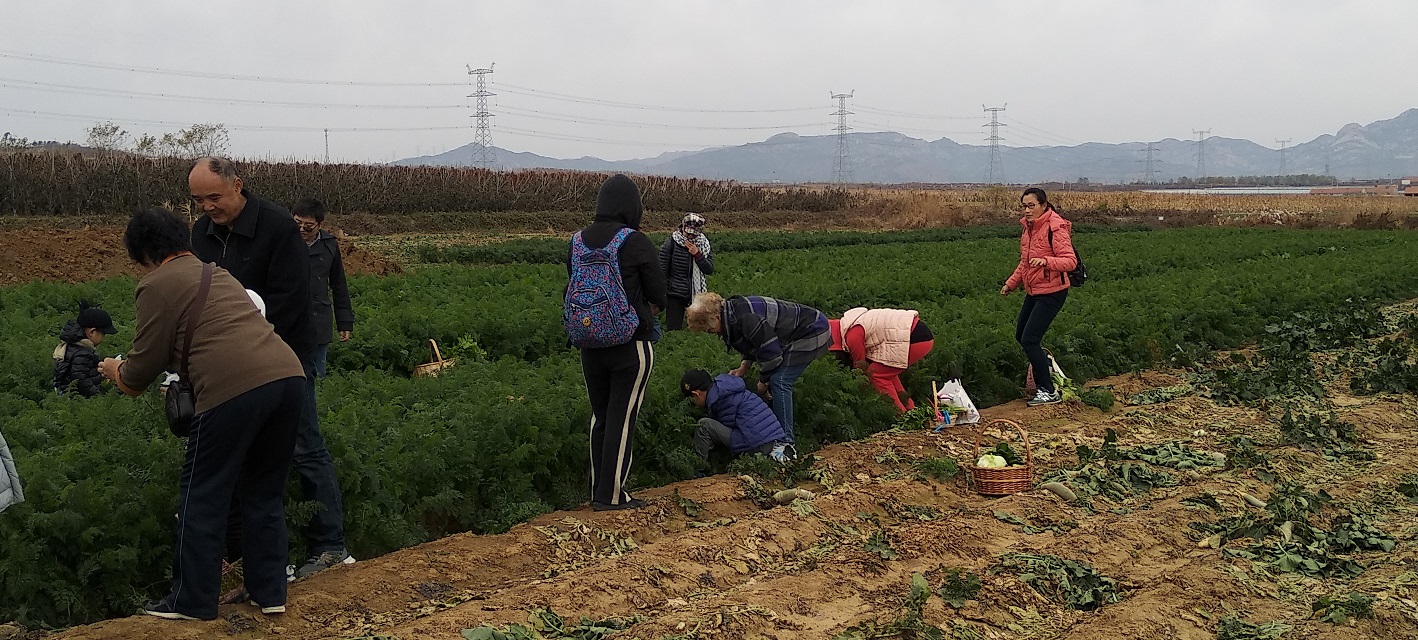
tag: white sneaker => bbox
[1027,389,1062,406]
[770,443,789,462]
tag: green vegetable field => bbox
[3,226,1418,628]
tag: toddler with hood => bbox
[53,302,118,397]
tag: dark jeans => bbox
[665,297,689,330]
[168,377,302,619]
[1016,290,1068,393]
[312,343,330,379]
[224,359,346,564]
[296,357,345,553]
[581,340,654,506]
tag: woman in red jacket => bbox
[1000,187,1076,406]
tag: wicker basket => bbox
[970,419,1034,496]
[413,339,456,378]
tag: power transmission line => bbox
[831,91,854,184]
[0,49,465,87]
[0,106,467,132]
[495,82,818,113]
[1191,129,1213,180]
[984,104,1007,184]
[0,77,466,108]
[467,64,496,169]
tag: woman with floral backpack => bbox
[565,174,666,511]
[1000,187,1077,406]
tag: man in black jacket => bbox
[292,198,354,378]
[568,174,666,511]
[188,157,349,579]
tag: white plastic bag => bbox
[936,379,981,425]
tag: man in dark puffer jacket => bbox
[52,304,118,397]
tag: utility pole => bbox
[1275,138,1291,176]
[1139,142,1158,184]
[984,104,1007,184]
[1193,129,1211,180]
[830,90,854,183]
[323,128,329,164]
[467,63,496,169]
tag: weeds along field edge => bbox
[2,226,1418,627]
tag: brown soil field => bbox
[45,362,1418,639]
[0,227,400,286]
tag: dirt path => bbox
[50,366,1418,640]
[0,227,399,286]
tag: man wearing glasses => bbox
[292,198,354,379]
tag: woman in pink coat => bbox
[1000,187,1076,406]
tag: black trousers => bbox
[665,296,690,331]
[169,376,303,618]
[581,341,654,506]
[1015,290,1068,393]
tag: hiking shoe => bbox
[1027,389,1063,406]
[296,548,351,579]
[249,600,286,615]
[141,598,207,621]
[591,498,648,511]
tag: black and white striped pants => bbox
[581,340,654,506]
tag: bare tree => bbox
[86,121,132,152]
[0,132,30,150]
[158,123,230,158]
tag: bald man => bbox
[188,157,349,582]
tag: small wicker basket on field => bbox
[969,419,1034,496]
[413,339,456,378]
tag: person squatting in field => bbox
[99,207,306,621]
[1001,187,1077,407]
[568,174,667,511]
[685,292,831,447]
[659,213,713,330]
[680,369,791,472]
[52,302,119,397]
[828,307,934,413]
[186,157,351,593]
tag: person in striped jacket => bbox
[685,292,831,447]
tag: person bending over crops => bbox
[98,207,305,621]
[659,213,714,330]
[1000,187,1077,406]
[681,369,790,471]
[565,174,667,511]
[827,308,934,413]
[685,292,830,447]
[52,302,118,397]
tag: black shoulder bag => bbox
[167,263,214,437]
[1047,227,1088,288]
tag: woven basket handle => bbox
[972,418,1033,468]
[429,339,443,364]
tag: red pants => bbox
[866,339,934,412]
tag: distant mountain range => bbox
[393,108,1418,184]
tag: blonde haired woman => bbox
[686,292,830,446]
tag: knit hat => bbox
[77,304,118,335]
[680,369,713,397]
[594,174,644,229]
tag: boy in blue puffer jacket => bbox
[681,369,792,466]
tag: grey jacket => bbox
[0,429,23,514]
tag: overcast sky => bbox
[3,1,1413,164]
